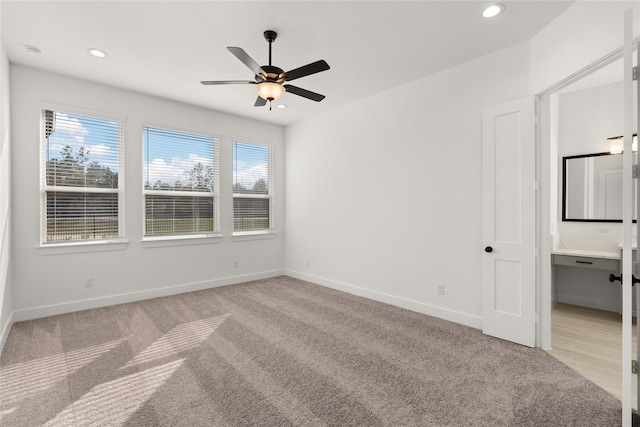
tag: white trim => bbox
[39,104,126,245]
[11,269,284,322]
[39,101,126,125]
[37,239,128,255]
[232,139,276,233]
[0,310,13,354]
[141,124,221,239]
[141,234,222,248]
[232,230,277,241]
[536,38,640,351]
[285,270,482,330]
[140,120,224,143]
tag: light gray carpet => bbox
[0,276,622,426]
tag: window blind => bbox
[143,126,218,237]
[233,141,273,231]
[41,110,122,243]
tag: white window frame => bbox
[142,123,221,243]
[39,103,125,249]
[232,140,275,238]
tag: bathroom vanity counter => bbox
[552,249,620,271]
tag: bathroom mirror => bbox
[562,152,636,222]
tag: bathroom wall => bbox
[554,80,636,311]
[557,80,631,251]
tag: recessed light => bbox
[483,4,504,18]
[26,46,41,54]
[277,104,287,109]
[88,48,108,58]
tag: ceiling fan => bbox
[201,30,330,110]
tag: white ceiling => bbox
[1,1,574,126]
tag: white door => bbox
[621,8,635,425]
[482,97,536,348]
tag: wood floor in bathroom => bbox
[548,303,638,408]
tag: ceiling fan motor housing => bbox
[257,65,285,84]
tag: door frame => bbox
[536,40,638,349]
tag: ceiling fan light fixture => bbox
[257,82,285,101]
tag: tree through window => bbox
[143,126,219,237]
[41,109,122,243]
[232,141,273,232]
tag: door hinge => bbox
[632,360,637,374]
[634,66,639,81]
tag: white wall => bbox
[10,65,285,320]
[557,81,628,249]
[0,46,13,349]
[284,42,530,328]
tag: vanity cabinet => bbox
[552,250,622,313]
[552,254,619,271]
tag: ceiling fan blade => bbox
[227,47,266,77]
[254,96,267,107]
[284,85,325,102]
[200,80,255,85]
[284,60,330,82]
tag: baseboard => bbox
[0,310,14,354]
[557,292,621,313]
[12,269,284,322]
[285,269,483,329]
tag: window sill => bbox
[37,239,129,255]
[232,230,277,242]
[141,234,223,248]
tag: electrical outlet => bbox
[436,283,445,295]
[85,277,94,288]
[234,260,239,268]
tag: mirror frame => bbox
[562,151,634,223]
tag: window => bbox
[143,126,219,238]
[233,141,273,233]
[41,109,123,244]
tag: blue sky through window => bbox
[46,112,119,172]
[46,113,269,190]
[144,127,214,188]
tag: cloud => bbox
[235,160,268,187]
[46,113,89,155]
[46,114,119,171]
[145,154,214,187]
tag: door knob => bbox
[485,246,493,253]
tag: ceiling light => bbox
[26,46,41,54]
[277,104,287,109]
[256,82,285,101]
[483,4,504,18]
[87,48,108,58]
